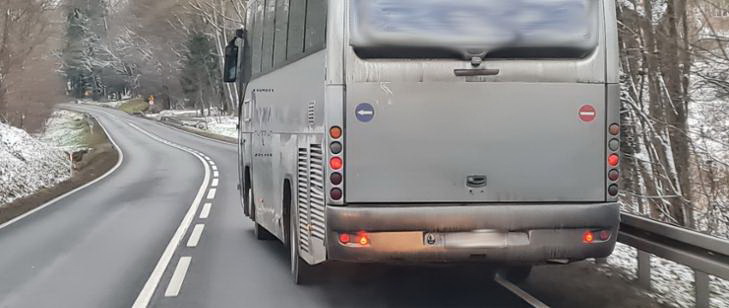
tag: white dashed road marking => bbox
[211,178,219,187]
[212,165,218,171]
[200,203,212,219]
[164,257,192,297]
[129,123,211,307]
[214,171,220,177]
[207,188,217,199]
[186,224,205,248]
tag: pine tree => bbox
[180,32,220,115]
[61,0,109,99]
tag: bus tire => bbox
[289,203,314,285]
[504,266,533,283]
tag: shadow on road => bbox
[247,229,530,308]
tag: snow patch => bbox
[0,122,70,206]
[597,243,729,308]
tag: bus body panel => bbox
[245,51,327,245]
[345,82,607,203]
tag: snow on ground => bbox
[206,116,237,138]
[596,243,729,308]
[80,99,126,109]
[0,121,70,206]
[146,109,238,139]
[40,110,92,153]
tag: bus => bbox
[225,0,621,284]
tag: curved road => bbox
[0,105,658,308]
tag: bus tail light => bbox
[330,126,342,139]
[608,154,619,167]
[330,188,343,200]
[599,230,611,241]
[339,233,350,244]
[583,231,594,244]
[330,157,343,170]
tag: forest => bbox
[1,0,729,238]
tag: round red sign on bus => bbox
[579,105,596,122]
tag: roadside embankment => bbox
[0,109,119,225]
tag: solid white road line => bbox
[495,275,550,308]
[186,224,205,248]
[207,188,217,199]
[200,203,212,219]
[0,112,124,231]
[129,123,211,308]
[214,171,219,177]
[211,178,219,187]
[164,257,192,297]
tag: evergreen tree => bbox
[180,32,220,114]
[61,0,109,99]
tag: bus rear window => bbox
[350,0,600,60]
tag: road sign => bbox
[579,105,596,122]
[355,103,375,122]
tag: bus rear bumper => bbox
[326,202,620,264]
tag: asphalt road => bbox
[0,105,658,308]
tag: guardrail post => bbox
[694,271,710,308]
[637,250,651,289]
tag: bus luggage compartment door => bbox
[344,82,606,203]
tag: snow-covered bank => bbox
[0,122,70,205]
[146,109,237,139]
[597,243,729,308]
[40,110,92,153]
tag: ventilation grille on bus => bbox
[296,144,326,254]
[307,101,316,127]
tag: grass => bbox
[118,98,149,114]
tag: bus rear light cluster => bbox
[329,126,344,202]
[338,231,370,246]
[583,229,612,244]
[607,123,620,197]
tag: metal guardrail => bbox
[618,213,729,308]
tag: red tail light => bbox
[608,154,619,167]
[339,233,350,244]
[583,231,594,244]
[330,157,343,170]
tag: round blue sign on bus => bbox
[355,103,375,122]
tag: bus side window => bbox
[273,0,290,67]
[261,0,276,72]
[287,0,306,59]
[251,0,265,75]
[304,0,326,52]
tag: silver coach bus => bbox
[225,0,621,284]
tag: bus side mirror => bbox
[224,42,239,83]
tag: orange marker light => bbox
[330,157,343,170]
[583,231,594,244]
[358,235,369,246]
[330,126,342,139]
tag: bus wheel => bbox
[241,186,250,217]
[503,266,533,283]
[289,205,314,284]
